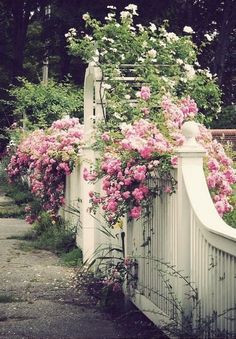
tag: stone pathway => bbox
[0,191,166,339]
[0,217,127,339]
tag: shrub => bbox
[7,117,84,223]
[8,78,83,130]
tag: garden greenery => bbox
[8,78,83,130]
[65,4,235,225]
[5,4,235,226]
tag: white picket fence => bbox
[64,63,236,337]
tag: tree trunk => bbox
[214,0,235,85]
[11,0,31,81]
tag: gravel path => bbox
[0,217,125,339]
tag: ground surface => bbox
[0,217,127,339]
[0,193,166,339]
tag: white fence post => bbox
[176,121,206,323]
[77,62,105,263]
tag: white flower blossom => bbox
[102,37,114,43]
[136,24,144,32]
[205,69,213,79]
[100,50,108,56]
[107,5,116,9]
[149,23,157,33]
[204,30,218,42]
[138,57,145,63]
[68,28,77,36]
[105,12,115,21]
[147,49,157,58]
[180,77,187,83]
[92,49,100,63]
[176,58,184,65]
[114,112,122,119]
[165,32,179,42]
[184,64,196,79]
[125,94,131,100]
[159,40,166,47]
[204,33,212,41]
[125,4,138,15]
[142,41,148,48]
[183,26,195,34]
[150,37,156,42]
[84,34,93,41]
[120,11,132,21]
[82,13,90,21]
[65,28,77,38]
[102,83,112,90]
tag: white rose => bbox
[149,23,157,33]
[166,32,179,42]
[102,83,112,90]
[120,11,132,20]
[125,4,138,15]
[82,13,90,21]
[137,24,144,32]
[183,26,195,34]
[147,49,157,58]
[184,64,196,80]
[176,58,184,65]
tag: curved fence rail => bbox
[64,64,236,338]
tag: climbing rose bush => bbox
[161,95,236,216]
[67,4,235,224]
[7,118,84,223]
[85,115,177,225]
[84,88,235,223]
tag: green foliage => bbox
[67,6,222,124]
[0,294,23,303]
[8,78,83,130]
[0,205,26,218]
[5,181,33,206]
[31,212,78,255]
[211,105,236,129]
[60,248,83,267]
[223,209,236,228]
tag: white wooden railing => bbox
[64,63,236,337]
[125,121,236,336]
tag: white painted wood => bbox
[65,65,236,336]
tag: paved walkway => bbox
[0,191,166,339]
[0,217,127,339]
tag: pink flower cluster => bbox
[197,126,236,216]
[120,119,173,158]
[7,118,84,223]
[160,95,236,216]
[162,95,198,130]
[86,86,235,223]
[85,118,175,225]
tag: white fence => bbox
[64,63,236,337]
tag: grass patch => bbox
[60,248,83,267]
[14,212,83,266]
[18,242,35,252]
[224,209,236,228]
[0,205,26,218]
[7,230,37,241]
[0,294,23,303]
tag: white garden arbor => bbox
[65,62,236,337]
